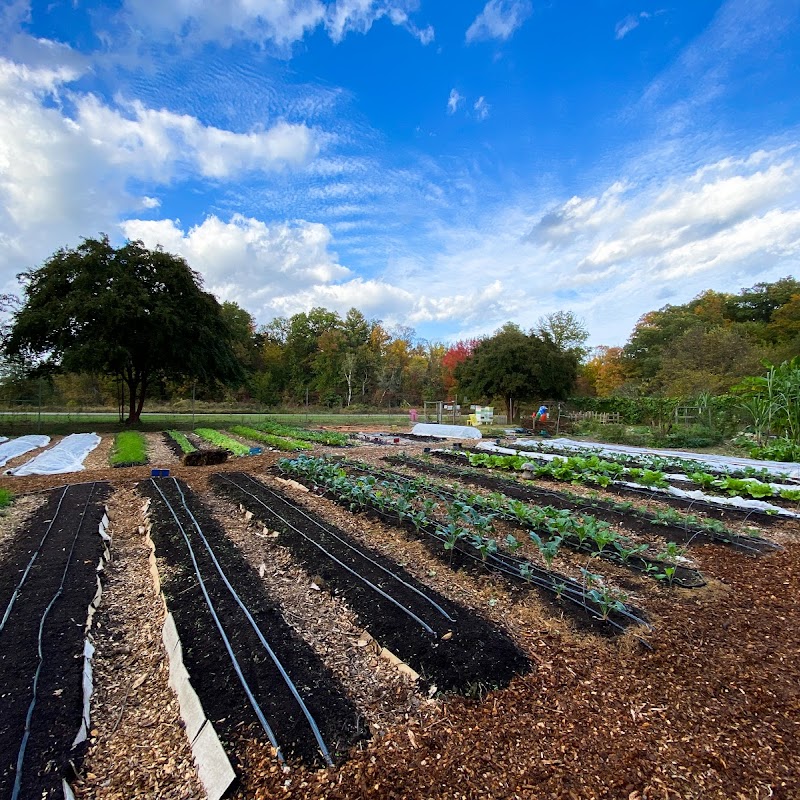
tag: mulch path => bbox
[0,438,797,799]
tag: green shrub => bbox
[110,431,148,466]
[0,488,13,508]
[750,437,800,462]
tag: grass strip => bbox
[230,426,313,451]
[110,430,148,466]
[194,428,251,456]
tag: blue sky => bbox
[1,0,799,347]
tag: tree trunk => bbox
[124,366,147,424]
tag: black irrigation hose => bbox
[167,478,333,767]
[215,473,438,636]
[243,473,455,623]
[276,464,650,635]
[0,486,70,633]
[12,482,98,800]
[318,460,653,624]
[149,479,286,764]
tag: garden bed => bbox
[211,472,531,693]
[140,477,365,769]
[0,481,110,799]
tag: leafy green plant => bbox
[110,430,148,466]
[167,429,196,454]
[585,586,628,620]
[0,488,13,508]
[657,541,686,562]
[529,532,562,569]
[257,420,350,446]
[231,425,313,451]
[194,428,251,456]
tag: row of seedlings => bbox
[386,453,781,555]
[442,448,797,523]
[0,482,110,799]
[272,456,650,637]
[512,439,793,480]
[353,458,707,588]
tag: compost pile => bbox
[0,439,797,800]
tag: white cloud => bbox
[77,97,319,179]
[447,88,464,115]
[465,0,531,43]
[473,96,490,120]
[121,214,352,318]
[0,56,321,295]
[121,0,434,49]
[614,11,651,40]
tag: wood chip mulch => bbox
[0,439,798,799]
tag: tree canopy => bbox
[4,235,241,422]
[454,323,578,421]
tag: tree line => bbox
[1,236,798,422]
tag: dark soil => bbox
[0,481,110,799]
[211,472,532,694]
[182,448,228,466]
[139,477,366,767]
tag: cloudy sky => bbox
[1,0,799,346]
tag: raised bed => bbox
[0,481,110,799]
[211,472,532,692]
[386,453,780,555]
[140,477,365,770]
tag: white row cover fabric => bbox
[0,436,7,443]
[0,434,50,467]
[10,433,101,476]
[476,441,800,517]
[514,437,800,480]
[412,423,482,440]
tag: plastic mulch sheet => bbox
[514,437,800,480]
[9,433,100,476]
[0,435,50,467]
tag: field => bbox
[0,428,797,799]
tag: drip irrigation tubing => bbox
[274,464,649,635]
[167,478,333,767]
[214,473,438,636]
[241,473,455,623]
[301,459,652,625]
[377,468,704,587]
[11,482,98,800]
[148,479,286,764]
[0,486,70,633]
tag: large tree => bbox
[455,323,578,421]
[4,235,241,422]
